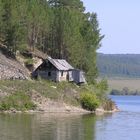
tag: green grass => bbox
[25,58,34,65]
[0,80,114,111]
[0,92,36,111]
[0,80,81,107]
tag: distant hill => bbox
[97,53,140,78]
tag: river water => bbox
[0,96,140,140]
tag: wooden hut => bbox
[32,57,86,84]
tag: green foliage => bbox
[0,92,36,111]
[86,79,108,102]
[0,0,104,83]
[96,79,108,92]
[18,44,28,52]
[80,92,100,111]
[25,58,34,65]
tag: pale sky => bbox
[82,0,140,54]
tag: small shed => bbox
[32,57,86,84]
[72,69,86,84]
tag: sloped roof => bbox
[47,57,74,71]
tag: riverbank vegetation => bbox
[80,92,100,111]
[0,92,36,111]
[0,80,115,112]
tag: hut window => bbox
[48,72,51,76]
[61,71,63,77]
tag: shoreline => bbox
[0,104,119,115]
[0,80,119,115]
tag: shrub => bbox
[80,92,100,111]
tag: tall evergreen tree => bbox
[0,0,104,83]
[1,0,14,51]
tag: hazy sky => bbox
[82,0,140,54]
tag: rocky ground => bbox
[0,51,29,80]
[31,95,119,114]
[30,90,90,113]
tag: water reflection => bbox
[0,114,33,140]
[0,96,138,140]
[0,113,114,140]
[81,114,96,140]
[32,113,97,140]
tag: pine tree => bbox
[0,0,104,83]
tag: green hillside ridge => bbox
[97,53,140,78]
[97,53,140,95]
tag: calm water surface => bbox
[1,96,140,140]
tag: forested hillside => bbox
[0,0,104,83]
[97,54,140,78]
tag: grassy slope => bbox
[0,80,81,107]
[0,80,115,112]
[0,80,83,111]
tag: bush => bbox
[80,92,100,111]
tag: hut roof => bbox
[47,57,74,71]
